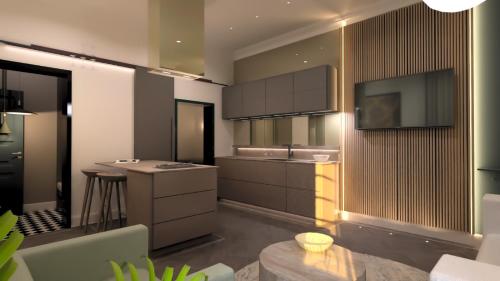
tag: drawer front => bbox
[286,163,315,190]
[154,168,216,198]
[216,158,286,186]
[219,179,286,211]
[153,190,216,223]
[153,212,216,249]
[286,188,315,218]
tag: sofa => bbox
[430,194,500,281]
[10,224,234,281]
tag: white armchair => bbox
[430,194,500,281]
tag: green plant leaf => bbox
[147,257,156,281]
[187,272,207,281]
[110,261,125,281]
[127,262,140,281]
[0,258,17,281]
[0,230,23,270]
[0,211,17,240]
[175,265,190,281]
[161,266,174,281]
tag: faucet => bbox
[286,144,294,160]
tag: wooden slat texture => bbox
[344,3,470,232]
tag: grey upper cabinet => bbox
[242,80,266,117]
[134,67,174,161]
[266,73,294,115]
[222,65,335,119]
[222,85,243,119]
[293,65,330,113]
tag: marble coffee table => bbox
[259,240,366,281]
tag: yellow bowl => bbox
[295,232,334,252]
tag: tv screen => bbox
[355,69,454,130]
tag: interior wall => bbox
[174,78,234,157]
[0,45,135,226]
[21,72,59,205]
[344,3,470,232]
[473,0,500,233]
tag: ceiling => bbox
[205,0,420,55]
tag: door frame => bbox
[174,99,215,165]
[0,59,72,228]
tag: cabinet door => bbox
[293,65,329,113]
[266,73,294,115]
[134,67,174,161]
[242,80,266,117]
[222,85,243,119]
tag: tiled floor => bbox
[17,209,64,237]
[22,204,477,274]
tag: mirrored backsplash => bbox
[233,113,341,147]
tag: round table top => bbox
[259,240,366,281]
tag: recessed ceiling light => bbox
[229,27,233,31]
[286,1,292,4]
[303,60,308,64]
[176,40,182,43]
[295,53,299,56]
[255,15,260,19]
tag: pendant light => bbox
[0,70,12,135]
[423,0,487,13]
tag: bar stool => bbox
[80,169,103,233]
[96,172,127,231]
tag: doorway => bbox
[0,60,72,234]
[175,100,214,165]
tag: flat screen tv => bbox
[354,69,454,130]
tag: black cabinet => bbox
[266,73,294,115]
[222,85,243,119]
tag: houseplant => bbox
[110,257,206,281]
[0,211,24,281]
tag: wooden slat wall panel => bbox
[343,3,470,232]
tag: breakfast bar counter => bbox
[98,160,218,250]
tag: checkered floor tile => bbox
[15,210,64,237]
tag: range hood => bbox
[149,0,204,79]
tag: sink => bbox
[155,163,197,170]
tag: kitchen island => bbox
[98,160,218,250]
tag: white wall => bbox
[174,78,233,157]
[0,44,135,226]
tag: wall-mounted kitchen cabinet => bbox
[242,80,266,117]
[266,73,294,115]
[293,65,331,113]
[222,65,337,120]
[222,85,243,119]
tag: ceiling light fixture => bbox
[176,40,182,44]
[255,15,260,19]
[423,0,487,12]
[303,60,309,64]
[229,27,233,31]
[286,1,292,5]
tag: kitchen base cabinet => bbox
[286,188,316,218]
[219,178,286,211]
[216,157,339,224]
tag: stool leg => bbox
[122,181,128,212]
[116,182,123,227]
[96,180,108,232]
[84,177,95,233]
[104,183,114,231]
[80,176,91,228]
[98,178,103,200]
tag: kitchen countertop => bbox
[216,156,339,165]
[97,160,218,174]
